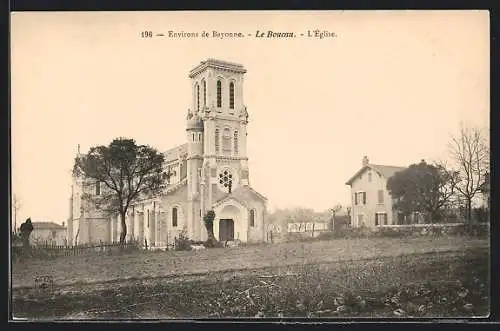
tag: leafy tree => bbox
[73,138,165,243]
[203,209,219,248]
[447,125,490,222]
[387,160,458,223]
[19,217,33,250]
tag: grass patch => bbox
[12,247,489,319]
[12,236,489,290]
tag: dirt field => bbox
[12,247,489,319]
[12,236,488,289]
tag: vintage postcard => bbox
[10,10,490,320]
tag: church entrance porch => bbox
[213,202,248,242]
[219,219,235,241]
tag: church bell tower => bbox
[187,59,250,239]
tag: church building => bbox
[67,59,268,247]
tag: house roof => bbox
[32,222,66,230]
[345,164,406,185]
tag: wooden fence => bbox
[12,241,140,260]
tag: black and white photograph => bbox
[10,10,490,320]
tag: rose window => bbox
[217,168,236,192]
[219,170,233,187]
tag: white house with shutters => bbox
[345,156,406,227]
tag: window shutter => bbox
[384,213,388,224]
[354,193,358,205]
[375,213,378,226]
[363,192,366,204]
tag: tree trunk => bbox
[466,199,473,223]
[120,211,127,244]
[22,233,31,250]
[204,222,218,247]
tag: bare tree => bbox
[12,195,21,234]
[447,125,490,222]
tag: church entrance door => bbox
[219,219,234,241]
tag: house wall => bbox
[350,169,396,227]
[30,228,67,246]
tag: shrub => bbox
[174,227,192,251]
[377,227,407,238]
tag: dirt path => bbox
[12,236,488,289]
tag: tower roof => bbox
[186,114,204,131]
[189,58,247,78]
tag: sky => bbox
[10,10,489,226]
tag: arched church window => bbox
[202,79,206,107]
[222,128,231,154]
[215,128,220,154]
[217,80,222,108]
[249,209,255,227]
[229,82,235,109]
[196,84,200,112]
[172,207,178,227]
[234,130,239,155]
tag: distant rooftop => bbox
[32,222,66,230]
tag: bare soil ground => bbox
[12,247,489,319]
[12,236,488,289]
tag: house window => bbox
[229,82,235,109]
[249,209,255,227]
[368,172,372,182]
[234,131,239,155]
[202,79,206,107]
[172,207,178,227]
[52,230,57,238]
[217,80,222,108]
[215,128,220,153]
[375,212,388,226]
[355,192,366,205]
[222,128,231,154]
[378,190,384,204]
[95,181,101,196]
[196,83,200,112]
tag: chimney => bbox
[362,156,369,167]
